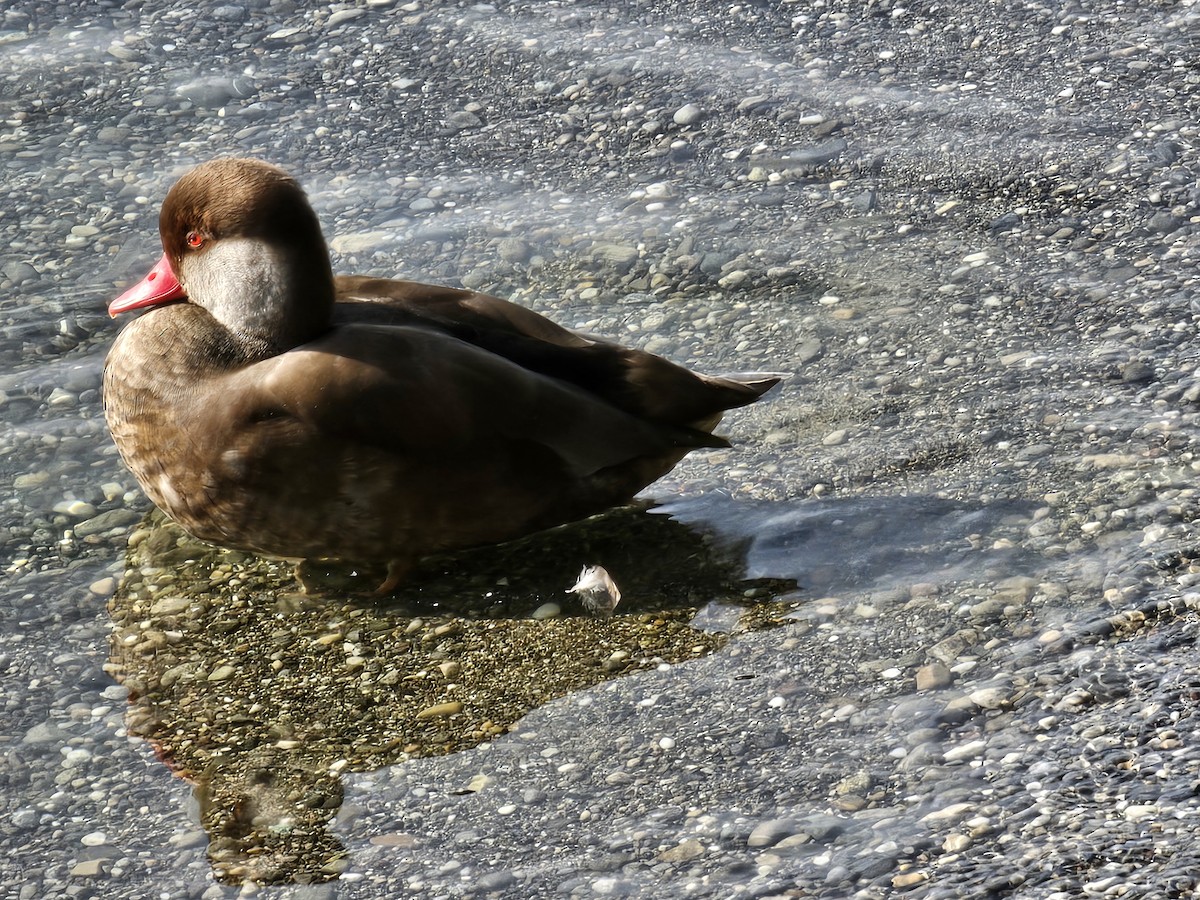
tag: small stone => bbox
[23,721,68,744]
[672,103,703,126]
[942,834,972,852]
[1119,360,1154,383]
[1124,804,1160,822]
[416,701,463,719]
[968,686,1011,709]
[53,499,96,518]
[326,7,366,26]
[151,596,192,616]
[915,663,952,691]
[748,817,799,848]
[658,838,705,862]
[70,860,106,877]
[498,237,530,263]
[943,740,986,762]
[822,429,847,446]
[370,833,419,848]
[74,508,141,537]
[446,110,482,131]
[13,471,50,490]
[89,578,117,597]
[892,871,928,889]
[207,665,237,682]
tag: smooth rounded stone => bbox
[174,75,253,107]
[797,813,849,842]
[326,7,366,26]
[1120,360,1155,383]
[942,833,972,852]
[475,870,518,891]
[796,337,823,364]
[416,701,463,719]
[968,686,1012,709]
[46,388,77,408]
[445,110,482,131]
[206,665,237,682]
[747,817,799,848]
[822,429,848,446]
[9,808,38,830]
[88,577,116,596]
[13,472,50,490]
[3,261,38,284]
[151,595,192,616]
[920,802,976,824]
[591,242,640,273]
[23,721,69,744]
[968,598,1008,623]
[892,870,928,889]
[498,237,531,263]
[331,230,391,253]
[672,103,704,126]
[73,508,141,537]
[943,739,986,763]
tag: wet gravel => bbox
[2,0,1199,897]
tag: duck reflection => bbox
[105,504,795,885]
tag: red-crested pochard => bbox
[103,158,779,590]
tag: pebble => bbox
[672,103,704,126]
[74,508,141,537]
[916,662,952,691]
[747,818,799,848]
[416,701,464,719]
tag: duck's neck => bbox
[179,236,335,359]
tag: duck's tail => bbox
[699,371,786,409]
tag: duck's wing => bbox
[234,323,725,482]
[333,276,781,429]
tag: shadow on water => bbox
[661,491,1041,594]
[103,488,1044,885]
[104,502,795,885]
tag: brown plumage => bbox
[103,158,779,589]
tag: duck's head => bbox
[109,158,335,354]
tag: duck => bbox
[103,158,779,591]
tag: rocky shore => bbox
[1,0,1198,897]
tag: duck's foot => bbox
[294,559,382,596]
[374,558,412,595]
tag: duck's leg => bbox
[375,557,413,594]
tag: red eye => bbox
[186,231,204,249]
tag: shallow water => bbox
[2,1,1199,897]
